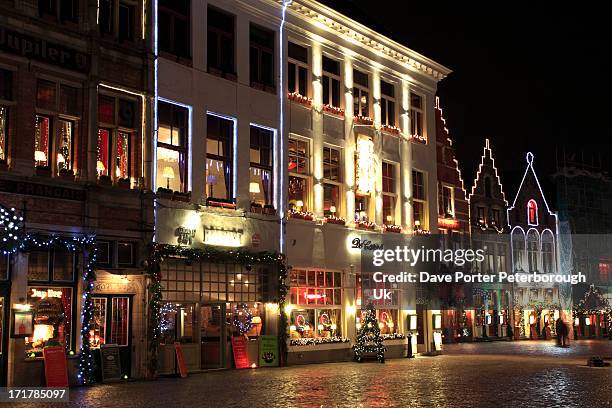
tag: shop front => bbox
[153,206,282,374]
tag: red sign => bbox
[438,217,460,230]
[231,336,250,369]
[43,346,68,387]
[251,234,261,248]
[174,342,188,378]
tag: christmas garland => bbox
[145,243,288,377]
[572,284,612,328]
[1,205,98,385]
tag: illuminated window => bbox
[491,208,501,225]
[34,115,52,167]
[206,114,233,200]
[409,93,424,138]
[249,126,273,206]
[439,185,454,217]
[0,106,8,162]
[355,195,369,222]
[323,146,341,181]
[288,136,310,211]
[527,230,539,272]
[412,170,426,228]
[250,24,275,90]
[0,70,12,162]
[288,42,309,97]
[207,6,235,75]
[322,56,341,108]
[527,199,538,225]
[157,101,187,192]
[26,286,74,356]
[323,183,341,217]
[353,69,369,117]
[380,80,396,127]
[541,231,555,273]
[512,229,526,271]
[382,162,396,224]
[288,270,342,339]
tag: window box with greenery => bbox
[322,104,344,117]
[356,220,377,231]
[353,115,373,126]
[172,191,191,202]
[288,92,312,107]
[116,177,131,189]
[381,124,400,135]
[263,204,276,215]
[98,175,112,186]
[35,165,52,177]
[288,209,314,221]
[250,202,263,213]
[384,224,402,233]
[325,215,346,226]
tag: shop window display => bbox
[160,302,195,344]
[25,287,73,357]
[288,269,342,339]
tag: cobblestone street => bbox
[10,340,612,408]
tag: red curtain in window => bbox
[61,288,72,352]
[97,130,110,175]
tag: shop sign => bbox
[175,227,196,246]
[30,288,62,299]
[231,336,250,369]
[0,179,86,201]
[100,344,122,383]
[0,26,90,73]
[438,217,460,230]
[203,226,243,247]
[258,335,279,367]
[43,346,69,387]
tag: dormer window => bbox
[527,199,538,226]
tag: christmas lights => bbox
[289,337,350,346]
[233,303,254,335]
[353,303,386,363]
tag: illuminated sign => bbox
[175,227,196,246]
[356,136,374,193]
[203,227,243,247]
[438,217,460,230]
[30,288,62,299]
[304,293,326,300]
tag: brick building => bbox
[0,0,153,386]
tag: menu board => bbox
[231,336,250,369]
[100,344,122,382]
[258,335,279,367]
[174,342,188,378]
[43,346,68,387]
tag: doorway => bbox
[0,288,8,387]
[91,295,133,379]
[200,303,226,369]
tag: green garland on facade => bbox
[145,243,288,377]
[572,284,612,329]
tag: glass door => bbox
[0,295,5,386]
[90,295,132,379]
[200,303,226,369]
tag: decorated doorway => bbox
[200,303,227,369]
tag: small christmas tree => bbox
[354,303,385,363]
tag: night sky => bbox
[318,2,612,203]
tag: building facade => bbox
[468,139,513,340]
[0,0,153,386]
[508,153,569,340]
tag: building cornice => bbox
[278,0,452,81]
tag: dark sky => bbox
[317,2,612,203]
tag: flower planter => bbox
[381,125,400,135]
[263,206,276,215]
[98,175,112,186]
[323,104,345,117]
[206,197,236,209]
[353,115,373,126]
[173,192,191,202]
[116,179,131,189]
[325,216,346,226]
[157,188,173,200]
[289,210,314,221]
[384,225,402,233]
[288,92,312,107]
[250,204,263,214]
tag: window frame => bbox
[352,69,370,118]
[249,126,274,207]
[249,23,275,90]
[287,42,309,97]
[412,169,427,228]
[380,80,396,127]
[158,0,192,59]
[322,55,341,109]
[288,135,311,212]
[409,92,425,140]
[323,145,343,217]
[382,161,397,225]
[207,6,236,76]
[156,100,188,192]
[206,113,234,200]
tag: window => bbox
[97,241,111,267]
[497,243,507,273]
[412,170,426,228]
[288,269,342,339]
[527,199,538,225]
[249,24,275,89]
[477,206,485,222]
[542,231,555,273]
[322,56,341,108]
[353,69,369,117]
[491,208,501,225]
[99,0,137,40]
[288,137,310,211]
[99,0,113,34]
[157,101,187,192]
[39,0,78,22]
[159,0,191,58]
[160,302,195,344]
[117,242,135,266]
[118,1,136,41]
[0,254,9,280]
[599,262,611,283]
[380,80,396,127]
[355,195,369,222]
[439,185,454,217]
[323,146,341,181]
[206,114,233,200]
[382,162,396,224]
[323,183,341,217]
[527,230,539,272]
[27,249,74,282]
[34,80,80,173]
[409,93,424,138]
[26,287,74,356]
[207,7,235,75]
[288,42,308,97]
[511,229,525,271]
[249,126,273,206]
[98,95,135,181]
[89,296,130,349]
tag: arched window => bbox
[511,228,526,272]
[541,230,555,273]
[526,229,539,272]
[527,199,538,225]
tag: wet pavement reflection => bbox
[11,340,611,408]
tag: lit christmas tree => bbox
[354,303,385,363]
